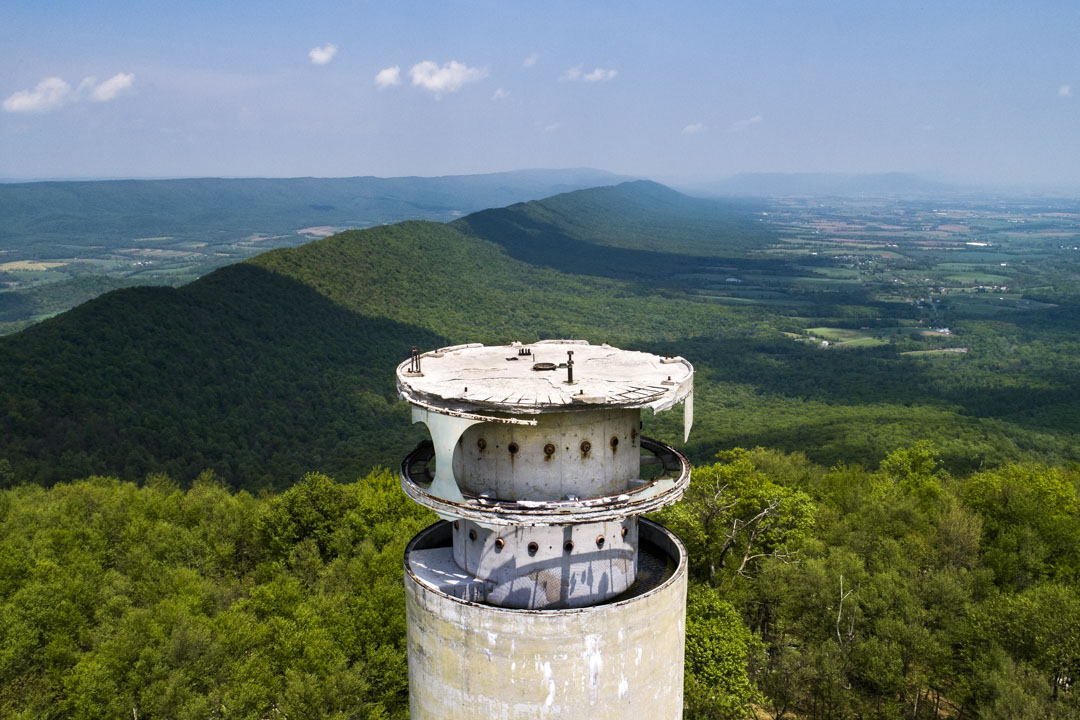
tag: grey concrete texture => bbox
[397,340,693,416]
[404,520,687,719]
[451,517,637,608]
[456,408,641,500]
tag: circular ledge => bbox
[404,517,686,612]
[399,436,691,526]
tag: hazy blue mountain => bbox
[684,172,951,198]
[453,180,778,277]
[0,168,631,254]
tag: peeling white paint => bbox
[542,661,556,707]
[584,634,604,691]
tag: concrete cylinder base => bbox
[404,519,687,720]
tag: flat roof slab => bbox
[397,340,693,414]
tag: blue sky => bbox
[2,1,1078,186]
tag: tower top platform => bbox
[396,340,693,416]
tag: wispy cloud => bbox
[543,122,562,133]
[583,67,617,82]
[374,66,401,89]
[682,122,705,135]
[4,77,72,113]
[729,114,763,132]
[561,65,617,83]
[1060,84,1072,97]
[409,60,487,95]
[309,44,338,66]
[523,53,540,68]
[492,87,509,101]
[90,73,134,101]
[3,73,134,113]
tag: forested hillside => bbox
[2,448,1076,719]
[3,181,1080,488]
[0,169,627,333]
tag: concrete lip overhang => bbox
[399,436,691,526]
[396,340,694,417]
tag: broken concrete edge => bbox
[398,436,691,527]
[404,517,687,614]
[394,341,694,416]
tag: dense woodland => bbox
[2,181,1080,717]
[1,447,1076,719]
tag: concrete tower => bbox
[397,339,693,719]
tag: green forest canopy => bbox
[1,447,1076,719]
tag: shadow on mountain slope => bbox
[0,263,443,488]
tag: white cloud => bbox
[409,60,487,94]
[90,73,134,102]
[561,65,617,83]
[583,67,617,82]
[4,73,135,113]
[3,77,72,113]
[523,53,540,68]
[492,87,509,101]
[309,44,338,66]
[375,66,402,89]
[682,122,705,135]
[543,122,562,133]
[1059,84,1072,97]
[729,114,763,132]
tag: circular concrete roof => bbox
[396,340,693,414]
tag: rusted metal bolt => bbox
[494,537,505,551]
[508,442,519,455]
[469,529,477,542]
[580,440,591,455]
[477,438,487,451]
[544,443,556,458]
[621,527,628,538]
[610,435,619,450]
[563,541,574,553]
[596,536,605,548]
[454,521,459,531]
[527,542,539,556]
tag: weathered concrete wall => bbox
[451,517,638,608]
[405,520,687,719]
[455,408,640,500]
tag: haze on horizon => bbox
[2,1,1078,189]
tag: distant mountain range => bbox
[0,168,632,253]
[682,172,952,198]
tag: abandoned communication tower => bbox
[397,339,694,719]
